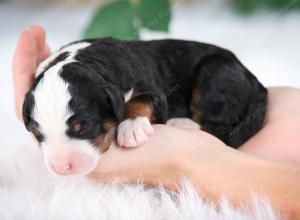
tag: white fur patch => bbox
[36,42,91,75]
[117,117,154,147]
[34,41,91,136]
[124,88,134,103]
[33,60,73,139]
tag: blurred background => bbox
[1,0,300,149]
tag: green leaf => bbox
[232,0,300,13]
[84,0,139,40]
[135,0,171,31]
[232,0,262,13]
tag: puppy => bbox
[22,38,267,176]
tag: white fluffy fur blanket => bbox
[0,144,280,220]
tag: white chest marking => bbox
[124,88,134,103]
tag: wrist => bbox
[145,128,229,192]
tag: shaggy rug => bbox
[0,143,280,220]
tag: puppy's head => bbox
[23,61,124,176]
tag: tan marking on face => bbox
[73,123,82,132]
[103,121,115,131]
[101,121,116,152]
[70,121,86,133]
[32,128,43,140]
[94,123,116,153]
[190,88,203,124]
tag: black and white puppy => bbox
[22,38,267,176]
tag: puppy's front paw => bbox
[117,117,154,148]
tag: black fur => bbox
[61,62,124,141]
[23,38,267,148]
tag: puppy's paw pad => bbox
[117,117,153,148]
[167,118,201,130]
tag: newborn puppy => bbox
[22,38,267,176]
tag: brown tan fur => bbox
[190,88,202,124]
[125,98,155,122]
[94,121,116,153]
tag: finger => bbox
[27,25,51,61]
[89,140,153,185]
[12,30,38,120]
[41,44,51,61]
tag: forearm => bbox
[90,125,300,219]
[180,146,300,219]
[138,128,300,218]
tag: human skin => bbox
[13,26,300,219]
[240,87,300,163]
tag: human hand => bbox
[88,124,227,188]
[240,87,300,162]
[13,25,51,120]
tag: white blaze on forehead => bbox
[32,41,101,176]
[33,41,91,138]
[33,60,73,139]
[37,42,91,76]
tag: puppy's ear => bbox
[105,85,125,122]
[22,91,35,130]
